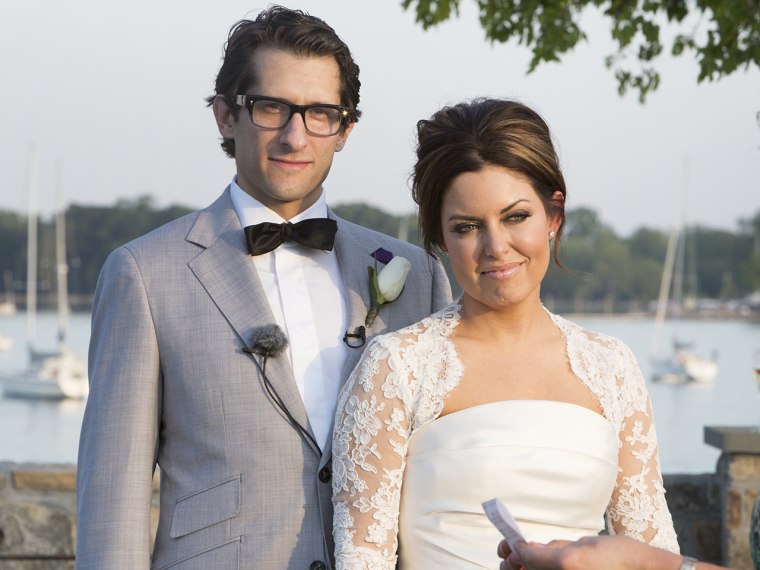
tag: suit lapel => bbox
[187,190,313,450]
[332,214,387,383]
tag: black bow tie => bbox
[244,218,337,256]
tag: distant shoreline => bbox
[3,296,756,322]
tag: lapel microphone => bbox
[244,324,321,457]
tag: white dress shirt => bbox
[230,179,349,450]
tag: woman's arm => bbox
[607,342,679,551]
[331,335,413,570]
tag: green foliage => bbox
[332,203,420,246]
[0,198,757,313]
[0,211,27,292]
[65,196,194,294]
[401,0,760,101]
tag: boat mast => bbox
[26,147,39,353]
[55,160,69,350]
[650,157,688,360]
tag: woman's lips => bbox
[481,262,522,279]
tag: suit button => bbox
[318,466,331,483]
[310,561,326,570]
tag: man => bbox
[76,7,451,569]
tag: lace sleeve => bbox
[331,335,412,570]
[606,342,680,553]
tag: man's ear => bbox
[212,95,237,138]
[334,121,355,152]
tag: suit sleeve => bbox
[76,246,161,569]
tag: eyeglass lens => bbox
[251,99,343,135]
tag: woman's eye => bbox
[452,223,478,234]
[506,211,530,223]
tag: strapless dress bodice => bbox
[398,400,618,569]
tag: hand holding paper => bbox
[482,497,525,553]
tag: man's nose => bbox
[278,112,308,150]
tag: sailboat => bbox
[650,160,718,384]
[0,154,88,400]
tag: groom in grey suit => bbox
[75,6,451,570]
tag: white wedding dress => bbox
[332,303,679,570]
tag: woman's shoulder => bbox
[371,301,461,350]
[547,310,634,357]
[347,302,463,426]
[547,310,648,426]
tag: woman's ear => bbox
[548,191,565,233]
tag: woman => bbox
[331,99,679,569]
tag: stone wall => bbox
[0,463,160,569]
[0,462,77,569]
[0,462,745,568]
[705,426,760,570]
[664,473,723,563]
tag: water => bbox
[0,311,758,473]
[0,311,91,464]
[573,315,760,473]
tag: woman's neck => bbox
[457,294,552,344]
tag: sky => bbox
[2,1,758,236]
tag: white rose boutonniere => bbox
[343,248,411,349]
[365,254,411,327]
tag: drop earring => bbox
[549,231,556,240]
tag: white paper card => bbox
[482,497,525,552]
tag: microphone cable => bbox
[244,324,322,457]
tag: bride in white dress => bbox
[331,99,679,569]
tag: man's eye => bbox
[261,102,286,113]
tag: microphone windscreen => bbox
[249,324,289,357]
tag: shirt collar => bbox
[230,177,329,228]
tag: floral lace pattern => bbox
[332,303,679,569]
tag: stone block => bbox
[0,560,74,570]
[663,474,714,513]
[728,455,760,482]
[11,470,75,493]
[726,489,742,529]
[0,499,75,554]
[706,479,721,510]
[0,473,7,492]
[725,530,752,570]
[693,518,722,563]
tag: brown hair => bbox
[412,98,566,263]
[206,5,362,158]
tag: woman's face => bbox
[440,164,561,313]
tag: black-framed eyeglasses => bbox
[234,95,355,137]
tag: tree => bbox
[401,0,760,101]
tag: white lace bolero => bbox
[331,303,679,569]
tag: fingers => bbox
[498,539,512,559]
[514,541,558,569]
[499,539,527,570]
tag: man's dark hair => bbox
[206,5,362,158]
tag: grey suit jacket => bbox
[76,188,451,570]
